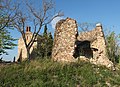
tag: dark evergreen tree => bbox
[43,25,47,36]
[0,29,16,55]
[46,32,53,56]
[32,25,53,58]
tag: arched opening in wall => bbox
[73,40,93,59]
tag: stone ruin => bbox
[17,26,37,62]
[52,18,78,62]
[52,17,114,69]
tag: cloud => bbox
[51,17,63,29]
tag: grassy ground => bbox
[0,58,120,87]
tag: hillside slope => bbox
[0,59,120,87]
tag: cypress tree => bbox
[33,25,53,58]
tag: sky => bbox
[2,0,120,61]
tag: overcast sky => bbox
[2,0,120,61]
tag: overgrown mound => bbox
[0,58,120,87]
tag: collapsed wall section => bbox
[52,18,78,62]
[77,23,114,68]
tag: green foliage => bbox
[0,58,120,86]
[106,31,120,64]
[0,29,16,55]
[43,25,47,35]
[32,25,53,58]
[0,1,16,56]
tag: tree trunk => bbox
[27,48,31,61]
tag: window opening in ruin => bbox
[27,36,28,40]
[73,40,93,59]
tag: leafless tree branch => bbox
[12,0,63,61]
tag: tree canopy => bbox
[0,0,16,56]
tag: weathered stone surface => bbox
[52,18,114,69]
[52,18,78,62]
[78,24,114,68]
[17,26,37,61]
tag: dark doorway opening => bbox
[73,40,93,59]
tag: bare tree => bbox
[78,22,95,32]
[13,0,63,61]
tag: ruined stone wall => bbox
[17,27,37,61]
[77,24,113,68]
[52,18,114,69]
[52,18,78,62]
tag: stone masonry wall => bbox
[52,18,78,62]
[78,24,114,68]
[17,27,37,61]
[52,18,114,69]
